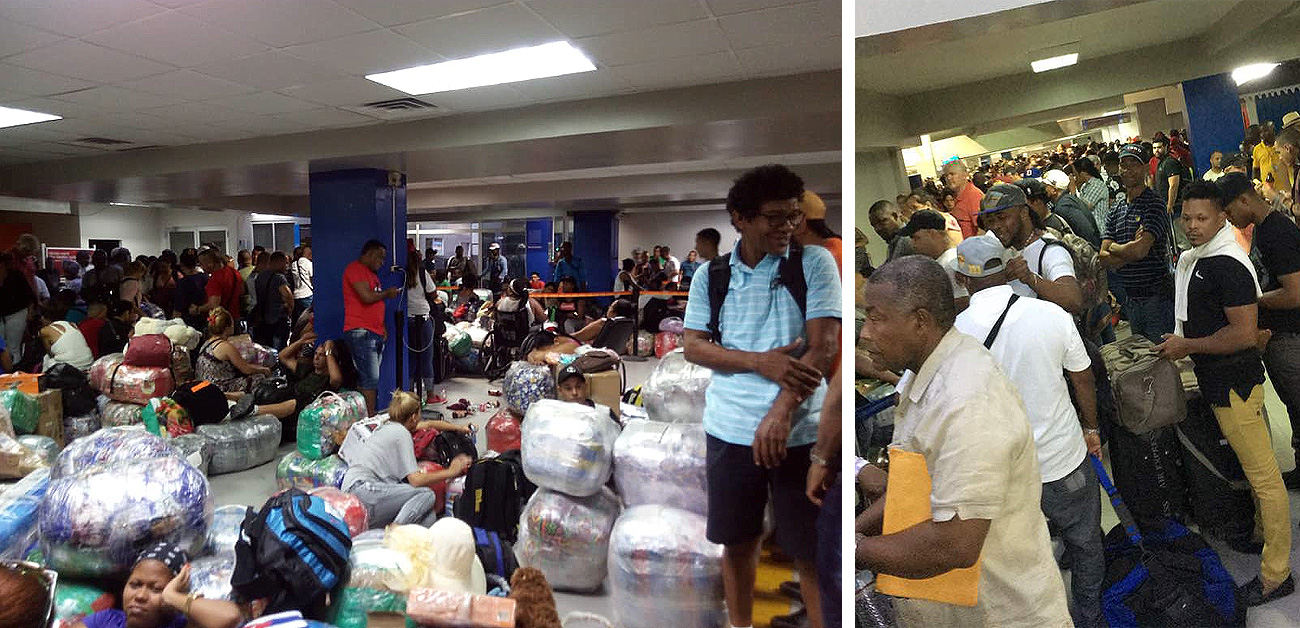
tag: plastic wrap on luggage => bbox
[143,397,191,437]
[608,505,725,628]
[52,581,116,628]
[17,435,59,466]
[613,420,707,515]
[503,361,555,416]
[204,504,251,557]
[515,487,620,592]
[51,428,178,480]
[0,468,50,558]
[444,475,465,518]
[633,330,655,357]
[277,451,348,492]
[329,586,407,628]
[101,400,145,428]
[346,531,414,592]
[310,486,368,537]
[486,409,522,453]
[230,336,278,368]
[521,400,619,497]
[40,454,213,578]
[88,354,123,392]
[653,331,682,359]
[0,401,10,437]
[0,386,39,434]
[171,344,195,385]
[63,412,100,444]
[190,554,235,601]
[640,348,712,424]
[297,390,367,460]
[198,414,282,475]
[169,433,212,475]
[91,353,175,405]
[0,431,46,479]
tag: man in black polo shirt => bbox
[1220,172,1300,485]
[1155,180,1292,606]
[1100,143,1175,343]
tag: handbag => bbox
[252,376,294,405]
[1100,335,1186,434]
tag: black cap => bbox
[556,363,585,385]
[897,209,948,237]
[1216,172,1255,206]
[1015,177,1050,200]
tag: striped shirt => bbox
[1076,176,1109,236]
[1103,187,1173,290]
[684,242,841,446]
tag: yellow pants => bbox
[1213,386,1293,585]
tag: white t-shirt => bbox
[1011,234,1075,298]
[406,270,437,317]
[954,285,1091,483]
[936,247,969,298]
[290,258,313,299]
[1203,169,1225,182]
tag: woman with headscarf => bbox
[68,542,242,628]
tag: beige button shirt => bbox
[890,328,1071,628]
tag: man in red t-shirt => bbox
[941,160,984,238]
[343,240,400,415]
[192,249,243,327]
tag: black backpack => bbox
[472,526,519,581]
[453,451,531,542]
[38,363,98,417]
[230,489,352,619]
[172,380,232,427]
[706,243,807,343]
[432,431,478,467]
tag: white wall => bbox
[617,209,736,263]
[76,203,159,255]
[159,208,253,253]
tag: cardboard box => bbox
[585,369,622,419]
[0,373,39,395]
[34,390,64,447]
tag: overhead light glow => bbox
[0,106,60,130]
[366,41,596,95]
[1103,110,1125,116]
[1031,53,1078,73]
[1233,63,1280,86]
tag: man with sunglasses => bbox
[683,164,841,628]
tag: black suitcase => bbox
[1176,394,1255,544]
[1106,421,1188,531]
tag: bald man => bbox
[942,161,984,238]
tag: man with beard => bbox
[974,183,1084,315]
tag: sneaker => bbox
[227,395,256,422]
[769,607,808,628]
[778,580,803,601]
[487,389,503,397]
[1238,574,1295,607]
[447,401,470,412]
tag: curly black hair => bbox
[725,164,805,220]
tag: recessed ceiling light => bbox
[1233,62,1280,85]
[0,106,60,130]
[366,41,596,95]
[1031,53,1078,73]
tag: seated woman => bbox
[195,307,271,394]
[227,329,357,424]
[98,299,139,357]
[342,391,472,528]
[68,541,242,628]
[569,298,636,344]
[553,276,590,334]
[450,276,484,324]
[494,279,544,327]
[37,306,94,372]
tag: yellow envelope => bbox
[875,447,981,607]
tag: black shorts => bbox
[705,434,819,561]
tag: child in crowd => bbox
[78,302,107,358]
[528,272,545,290]
[555,364,615,424]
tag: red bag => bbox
[654,331,681,359]
[486,409,522,453]
[124,334,172,368]
[418,460,448,513]
[412,427,440,461]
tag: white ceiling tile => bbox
[0,123,80,142]
[395,4,565,60]
[734,40,841,76]
[704,0,809,16]
[269,107,377,129]
[180,0,380,48]
[576,19,730,67]
[717,0,839,50]
[137,101,251,124]
[5,40,174,83]
[417,85,528,113]
[225,115,321,136]
[83,11,271,68]
[278,78,409,107]
[4,97,108,121]
[0,19,66,57]
[51,86,190,111]
[0,64,96,98]
[528,0,708,38]
[609,51,744,91]
[0,0,167,37]
[195,52,349,90]
[207,92,321,115]
[508,70,636,102]
[151,0,209,6]
[117,70,259,100]
[282,29,441,75]
[332,0,508,27]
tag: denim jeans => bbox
[408,316,435,397]
[348,480,438,528]
[293,296,313,324]
[1042,458,1104,628]
[817,476,841,628]
[344,328,383,390]
[1123,293,1173,344]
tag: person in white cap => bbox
[1041,169,1101,248]
[483,242,508,295]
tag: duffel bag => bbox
[172,381,230,427]
[124,334,173,368]
[1100,335,1185,434]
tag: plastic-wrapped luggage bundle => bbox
[486,409,522,453]
[40,453,212,578]
[63,412,101,443]
[0,468,50,558]
[608,505,725,628]
[328,530,414,628]
[88,354,123,392]
[0,386,39,434]
[52,428,176,479]
[329,586,406,628]
[230,336,278,368]
[0,431,46,479]
[503,361,555,415]
[632,330,655,357]
[172,344,195,385]
[521,400,619,497]
[190,555,236,601]
[197,415,282,475]
[515,487,620,592]
[204,505,251,557]
[612,420,707,515]
[297,391,367,460]
[143,397,191,437]
[52,581,117,628]
[653,332,682,359]
[90,354,175,405]
[101,399,145,427]
[169,433,213,475]
[640,349,712,424]
[444,475,465,518]
[310,487,369,537]
[17,435,59,466]
[277,451,348,492]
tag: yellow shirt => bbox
[1253,141,1290,191]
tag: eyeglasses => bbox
[2,560,58,628]
[759,210,805,226]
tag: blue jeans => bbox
[408,316,434,393]
[1043,458,1104,628]
[344,328,383,390]
[817,476,841,628]
[1124,293,1173,344]
[293,296,313,323]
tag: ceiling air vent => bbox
[364,97,435,111]
[345,97,439,121]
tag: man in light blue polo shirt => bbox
[683,164,841,628]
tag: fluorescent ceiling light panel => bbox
[367,41,596,95]
[1103,110,1125,116]
[1031,53,1078,73]
[0,106,60,130]
[1233,63,1279,86]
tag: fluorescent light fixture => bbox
[1031,53,1078,73]
[108,202,153,208]
[1233,62,1280,85]
[367,41,596,95]
[1103,110,1125,116]
[0,105,60,130]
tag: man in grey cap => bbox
[1100,142,1175,343]
[952,234,1104,627]
[977,182,1084,316]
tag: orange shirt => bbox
[952,183,984,238]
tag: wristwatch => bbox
[1083,428,1100,435]
[809,450,832,467]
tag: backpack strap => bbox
[706,254,731,344]
[777,244,807,321]
[983,293,1021,349]
[1036,237,1070,277]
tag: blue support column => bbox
[571,210,617,294]
[309,169,407,411]
[1183,73,1244,178]
[525,218,553,280]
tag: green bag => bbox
[54,581,115,624]
[297,391,366,460]
[328,587,406,628]
[0,388,39,434]
[448,329,471,358]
